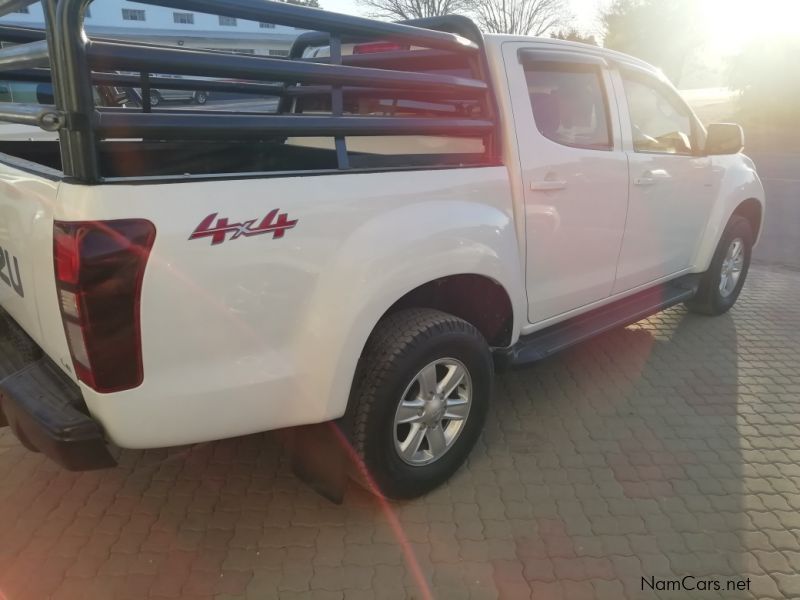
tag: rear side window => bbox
[523,65,612,150]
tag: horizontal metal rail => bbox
[0,68,52,82]
[87,41,488,96]
[0,102,64,130]
[0,40,50,71]
[285,85,482,102]
[0,24,47,43]
[96,73,286,96]
[300,48,468,71]
[0,68,285,97]
[0,68,480,102]
[292,15,483,53]
[0,0,38,19]
[138,0,478,54]
[95,111,493,139]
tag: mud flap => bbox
[288,422,347,504]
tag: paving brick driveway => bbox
[1,265,799,600]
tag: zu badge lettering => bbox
[0,245,24,298]
[189,210,298,246]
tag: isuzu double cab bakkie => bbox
[0,0,764,499]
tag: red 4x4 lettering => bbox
[189,210,298,246]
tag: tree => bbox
[468,0,568,36]
[550,28,598,46]
[601,0,700,84]
[727,35,800,129]
[358,0,472,21]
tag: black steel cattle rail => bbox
[0,0,497,182]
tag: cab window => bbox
[622,72,695,155]
[523,64,612,151]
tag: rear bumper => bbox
[0,325,116,470]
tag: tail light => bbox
[53,220,156,393]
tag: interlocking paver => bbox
[2,266,800,599]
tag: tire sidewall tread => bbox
[347,308,493,499]
[687,215,753,315]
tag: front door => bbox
[613,69,713,293]
[504,44,630,323]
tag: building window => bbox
[259,22,275,28]
[173,12,194,25]
[219,16,237,26]
[122,8,146,21]
[269,49,290,57]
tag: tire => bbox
[194,91,208,105]
[148,91,161,107]
[686,215,753,315]
[347,308,493,500]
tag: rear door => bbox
[612,68,712,292]
[503,44,629,323]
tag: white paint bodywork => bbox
[0,36,764,449]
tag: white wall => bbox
[0,1,303,54]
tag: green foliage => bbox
[550,28,598,46]
[728,36,800,127]
[601,0,700,84]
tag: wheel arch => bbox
[325,270,521,427]
[381,274,514,348]
[337,273,513,434]
[694,193,765,273]
[732,197,763,245]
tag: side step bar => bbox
[496,275,700,368]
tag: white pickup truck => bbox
[0,0,764,499]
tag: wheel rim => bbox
[393,358,472,466]
[719,237,745,298]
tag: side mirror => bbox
[705,123,744,155]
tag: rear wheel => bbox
[686,215,753,315]
[193,91,208,105]
[148,91,162,107]
[348,309,492,499]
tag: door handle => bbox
[634,169,669,186]
[530,179,567,191]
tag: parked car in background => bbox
[0,80,43,104]
[149,87,208,106]
[132,74,210,106]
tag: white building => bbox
[0,1,304,56]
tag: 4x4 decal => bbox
[189,210,298,246]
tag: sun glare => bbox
[703,0,800,52]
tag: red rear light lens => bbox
[53,220,156,393]
[353,41,403,54]
[54,229,80,285]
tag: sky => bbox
[318,0,800,56]
[322,0,606,33]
